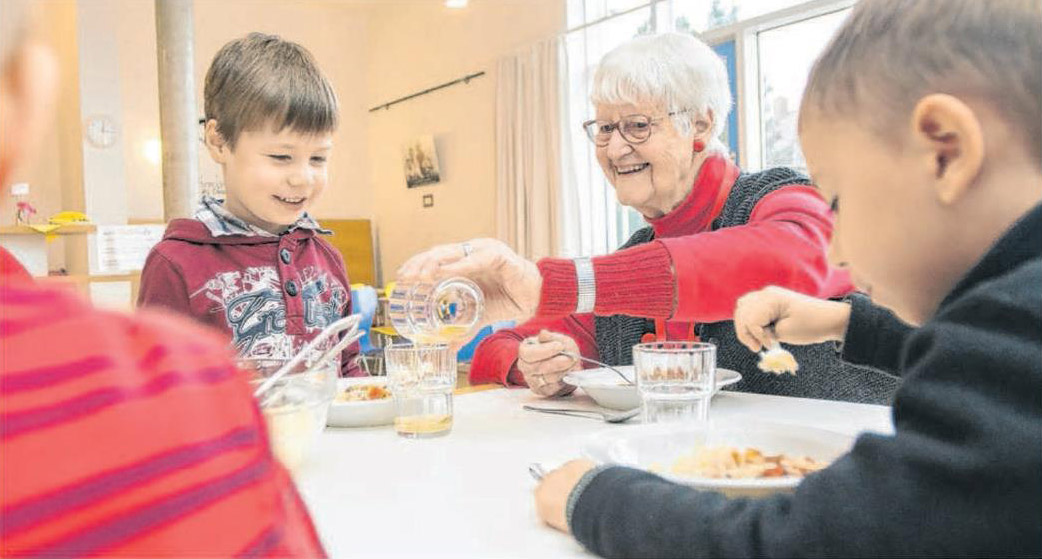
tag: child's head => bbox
[203,32,338,234]
[798,0,1042,325]
[0,0,58,191]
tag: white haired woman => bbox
[399,33,898,404]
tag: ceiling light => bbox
[445,0,468,8]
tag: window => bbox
[668,0,813,34]
[561,4,655,256]
[757,9,849,171]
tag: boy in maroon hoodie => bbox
[139,32,360,376]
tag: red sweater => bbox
[470,156,853,386]
[138,219,361,376]
[0,248,325,557]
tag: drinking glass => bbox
[384,342,456,438]
[239,355,337,472]
[632,342,716,424]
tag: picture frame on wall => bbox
[402,134,441,188]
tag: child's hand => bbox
[733,286,852,352]
[534,459,596,533]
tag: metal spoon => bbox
[756,327,799,376]
[522,404,641,423]
[519,338,635,386]
[559,351,635,386]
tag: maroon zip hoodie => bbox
[138,218,361,376]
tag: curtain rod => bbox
[368,71,486,113]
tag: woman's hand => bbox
[733,286,852,351]
[397,238,543,328]
[517,330,580,397]
[534,459,596,533]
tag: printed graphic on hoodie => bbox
[191,265,348,359]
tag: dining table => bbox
[294,385,894,558]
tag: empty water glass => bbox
[632,341,716,424]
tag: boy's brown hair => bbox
[802,0,1042,165]
[204,32,338,148]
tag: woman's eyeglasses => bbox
[582,109,691,147]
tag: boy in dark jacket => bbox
[534,1,1042,556]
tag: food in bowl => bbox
[336,383,392,402]
[327,378,397,428]
[662,445,829,479]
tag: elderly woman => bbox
[399,33,898,404]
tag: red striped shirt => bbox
[0,248,325,557]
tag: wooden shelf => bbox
[0,223,97,235]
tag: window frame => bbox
[695,0,854,171]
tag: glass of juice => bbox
[384,342,455,438]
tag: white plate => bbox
[582,420,853,497]
[327,377,395,428]
[563,366,742,411]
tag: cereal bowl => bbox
[564,366,742,410]
[327,376,396,428]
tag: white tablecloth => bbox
[295,388,893,558]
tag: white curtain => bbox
[495,38,567,261]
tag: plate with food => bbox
[327,377,395,428]
[582,420,852,497]
[563,366,742,410]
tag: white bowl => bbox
[582,419,854,497]
[327,377,396,428]
[563,366,742,411]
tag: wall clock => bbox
[84,114,118,149]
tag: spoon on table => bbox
[560,351,637,386]
[522,404,641,423]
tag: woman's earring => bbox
[692,139,706,153]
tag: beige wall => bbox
[30,0,373,224]
[9,0,565,283]
[366,0,564,282]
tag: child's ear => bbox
[203,119,229,163]
[910,94,984,205]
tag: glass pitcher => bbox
[388,277,483,344]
